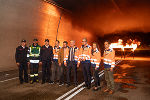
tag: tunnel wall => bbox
[0,0,95,71]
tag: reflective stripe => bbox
[111,65,115,67]
[80,54,90,57]
[95,63,99,65]
[86,55,90,58]
[30,60,39,63]
[112,62,115,64]
[39,47,40,54]
[104,59,107,61]
[30,54,40,57]
[53,55,58,59]
[91,62,99,65]
[91,59,97,61]
[27,54,29,57]
[64,58,68,60]
[91,62,94,64]
[104,59,111,62]
[81,54,86,56]
[74,56,78,58]
[30,47,32,54]
[80,54,90,60]
[108,59,111,62]
[34,74,38,76]
[85,56,87,60]
[53,57,58,59]
[96,65,99,68]
[104,62,108,64]
[30,75,34,77]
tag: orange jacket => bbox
[79,44,91,63]
[53,46,61,61]
[90,49,101,68]
[103,48,115,68]
[58,47,69,65]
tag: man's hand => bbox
[77,64,80,68]
[39,62,42,65]
[64,63,67,66]
[80,58,85,61]
[16,63,20,66]
[59,63,61,66]
[27,62,30,66]
[82,58,86,61]
[79,58,82,61]
[110,67,113,71]
[95,67,98,70]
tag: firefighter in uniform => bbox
[103,40,115,94]
[66,40,79,87]
[79,38,92,89]
[90,42,101,91]
[28,39,41,84]
[51,40,61,83]
[15,40,28,84]
[40,39,53,84]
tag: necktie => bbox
[70,48,74,61]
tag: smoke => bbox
[53,0,150,36]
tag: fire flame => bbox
[110,39,140,51]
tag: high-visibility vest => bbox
[28,44,41,63]
[103,48,115,68]
[90,49,101,68]
[53,46,61,60]
[79,44,91,63]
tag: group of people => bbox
[15,38,115,94]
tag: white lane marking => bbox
[63,59,123,100]
[5,74,10,76]
[0,71,42,83]
[64,73,104,100]
[56,70,104,100]
[56,82,85,100]
[65,87,85,100]
[0,77,19,83]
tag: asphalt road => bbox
[0,59,150,100]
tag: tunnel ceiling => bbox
[50,0,150,35]
[52,0,150,14]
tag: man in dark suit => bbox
[40,39,53,84]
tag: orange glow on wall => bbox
[40,2,95,47]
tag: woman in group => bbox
[90,42,101,91]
